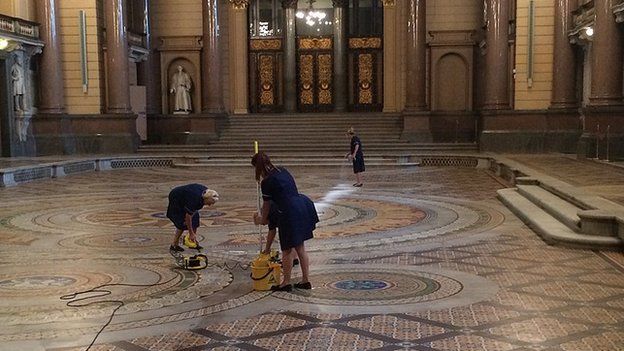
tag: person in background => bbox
[252,152,318,291]
[346,127,365,187]
[166,184,219,251]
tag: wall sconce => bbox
[584,27,594,37]
[0,38,9,50]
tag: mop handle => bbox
[254,141,263,253]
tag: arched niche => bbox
[166,58,197,114]
[435,53,469,111]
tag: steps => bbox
[494,159,624,250]
[139,113,479,157]
[497,188,621,248]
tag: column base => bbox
[32,113,139,155]
[577,105,624,160]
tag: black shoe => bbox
[270,284,292,292]
[294,282,312,289]
[293,258,300,266]
[170,245,184,252]
[353,183,363,187]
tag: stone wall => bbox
[514,0,555,109]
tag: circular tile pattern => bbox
[331,279,394,291]
[276,267,461,306]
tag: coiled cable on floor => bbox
[60,275,180,351]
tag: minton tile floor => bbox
[0,158,623,351]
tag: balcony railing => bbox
[0,14,39,39]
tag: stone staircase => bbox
[494,159,624,250]
[139,113,478,160]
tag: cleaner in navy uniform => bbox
[166,183,219,251]
[346,127,365,187]
[252,152,318,291]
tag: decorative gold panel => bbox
[299,38,332,50]
[318,54,333,105]
[349,37,382,49]
[299,55,314,105]
[259,55,274,105]
[358,54,373,105]
[250,39,282,51]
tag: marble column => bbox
[282,0,298,112]
[142,0,161,115]
[482,0,510,110]
[383,0,397,112]
[105,0,132,113]
[36,0,65,114]
[333,0,348,112]
[551,0,577,109]
[589,0,623,106]
[229,0,249,114]
[405,0,427,112]
[202,0,224,114]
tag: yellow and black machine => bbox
[169,235,208,270]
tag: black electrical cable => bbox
[60,274,180,351]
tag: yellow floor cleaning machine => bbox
[169,235,208,270]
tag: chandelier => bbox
[296,0,328,27]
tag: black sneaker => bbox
[270,284,292,292]
[294,282,312,289]
[170,245,184,252]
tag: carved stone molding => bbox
[428,30,476,47]
[382,0,395,7]
[158,36,203,51]
[229,0,249,10]
[281,0,298,9]
[614,2,624,23]
[569,2,595,45]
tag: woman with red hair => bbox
[252,152,318,291]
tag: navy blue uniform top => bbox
[350,135,365,173]
[261,168,318,250]
[166,183,207,230]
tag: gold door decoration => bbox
[299,38,332,50]
[299,54,314,105]
[249,38,283,112]
[259,55,275,105]
[358,54,373,104]
[250,39,282,51]
[318,54,333,105]
[348,37,382,49]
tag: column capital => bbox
[382,0,396,7]
[229,0,249,10]
[281,0,298,9]
[332,0,349,7]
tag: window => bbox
[348,0,383,37]
[250,0,283,37]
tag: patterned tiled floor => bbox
[0,161,623,351]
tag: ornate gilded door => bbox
[348,37,383,111]
[297,37,333,112]
[249,38,284,113]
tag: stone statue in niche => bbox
[11,60,25,112]
[169,65,192,114]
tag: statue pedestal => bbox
[173,110,191,115]
[147,113,225,145]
